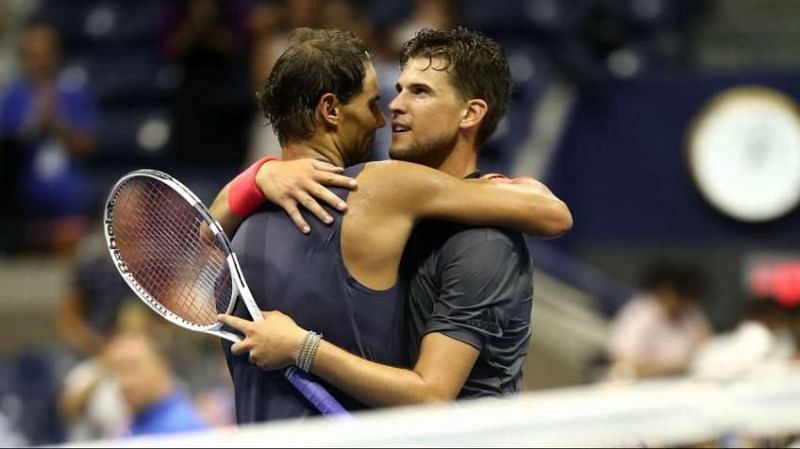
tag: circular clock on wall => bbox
[687,85,800,222]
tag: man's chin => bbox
[388,147,407,161]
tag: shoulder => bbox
[362,160,451,186]
[441,227,529,261]
[436,228,531,283]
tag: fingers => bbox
[282,199,311,234]
[308,183,348,213]
[314,171,357,190]
[219,313,252,356]
[230,340,249,356]
[294,191,334,225]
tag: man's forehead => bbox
[398,56,451,84]
[364,63,381,94]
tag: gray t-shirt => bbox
[400,221,534,399]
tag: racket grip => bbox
[283,367,351,417]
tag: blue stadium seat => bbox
[95,107,172,165]
[462,0,593,37]
[36,0,162,47]
[73,50,173,107]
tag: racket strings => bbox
[111,177,232,326]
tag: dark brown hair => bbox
[258,28,371,144]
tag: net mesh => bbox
[108,175,233,327]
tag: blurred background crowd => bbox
[1,0,800,446]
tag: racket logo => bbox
[104,190,130,275]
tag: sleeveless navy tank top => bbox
[222,163,407,423]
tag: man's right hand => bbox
[256,159,357,233]
[217,311,307,371]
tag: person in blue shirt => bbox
[105,332,207,437]
[0,21,98,254]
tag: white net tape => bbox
[64,368,800,448]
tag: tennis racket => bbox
[103,169,348,416]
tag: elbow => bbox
[549,201,573,238]
[532,200,573,239]
[414,384,458,405]
[417,391,454,405]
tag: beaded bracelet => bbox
[296,331,323,372]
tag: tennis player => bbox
[214,27,572,421]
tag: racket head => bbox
[104,169,239,333]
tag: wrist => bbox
[228,156,279,218]
[295,330,323,373]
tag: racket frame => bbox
[103,169,263,343]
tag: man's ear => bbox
[317,93,340,127]
[460,99,488,131]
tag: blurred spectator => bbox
[105,331,207,437]
[59,346,128,442]
[193,355,235,428]
[54,228,135,359]
[0,0,38,255]
[606,260,712,380]
[160,0,252,168]
[0,21,98,255]
[691,296,799,381]
[390,0,456,50]
[246,10,285,164]
[58,300,153,442]
[0,0,40,90]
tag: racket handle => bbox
[283,367,351,417]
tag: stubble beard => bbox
[389,132,458,169]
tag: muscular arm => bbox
[364,161,572,238]
[208,181,242,238]
[312,332,479,406]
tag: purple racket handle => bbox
[283,367,351,417]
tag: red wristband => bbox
[228,156,279,219]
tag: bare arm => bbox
[310,332,478,405]
[207,159,357,236]
[219,312,477,406]
[365,161,572,238]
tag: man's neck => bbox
[281,139,346,168]
[432,141,479,178]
